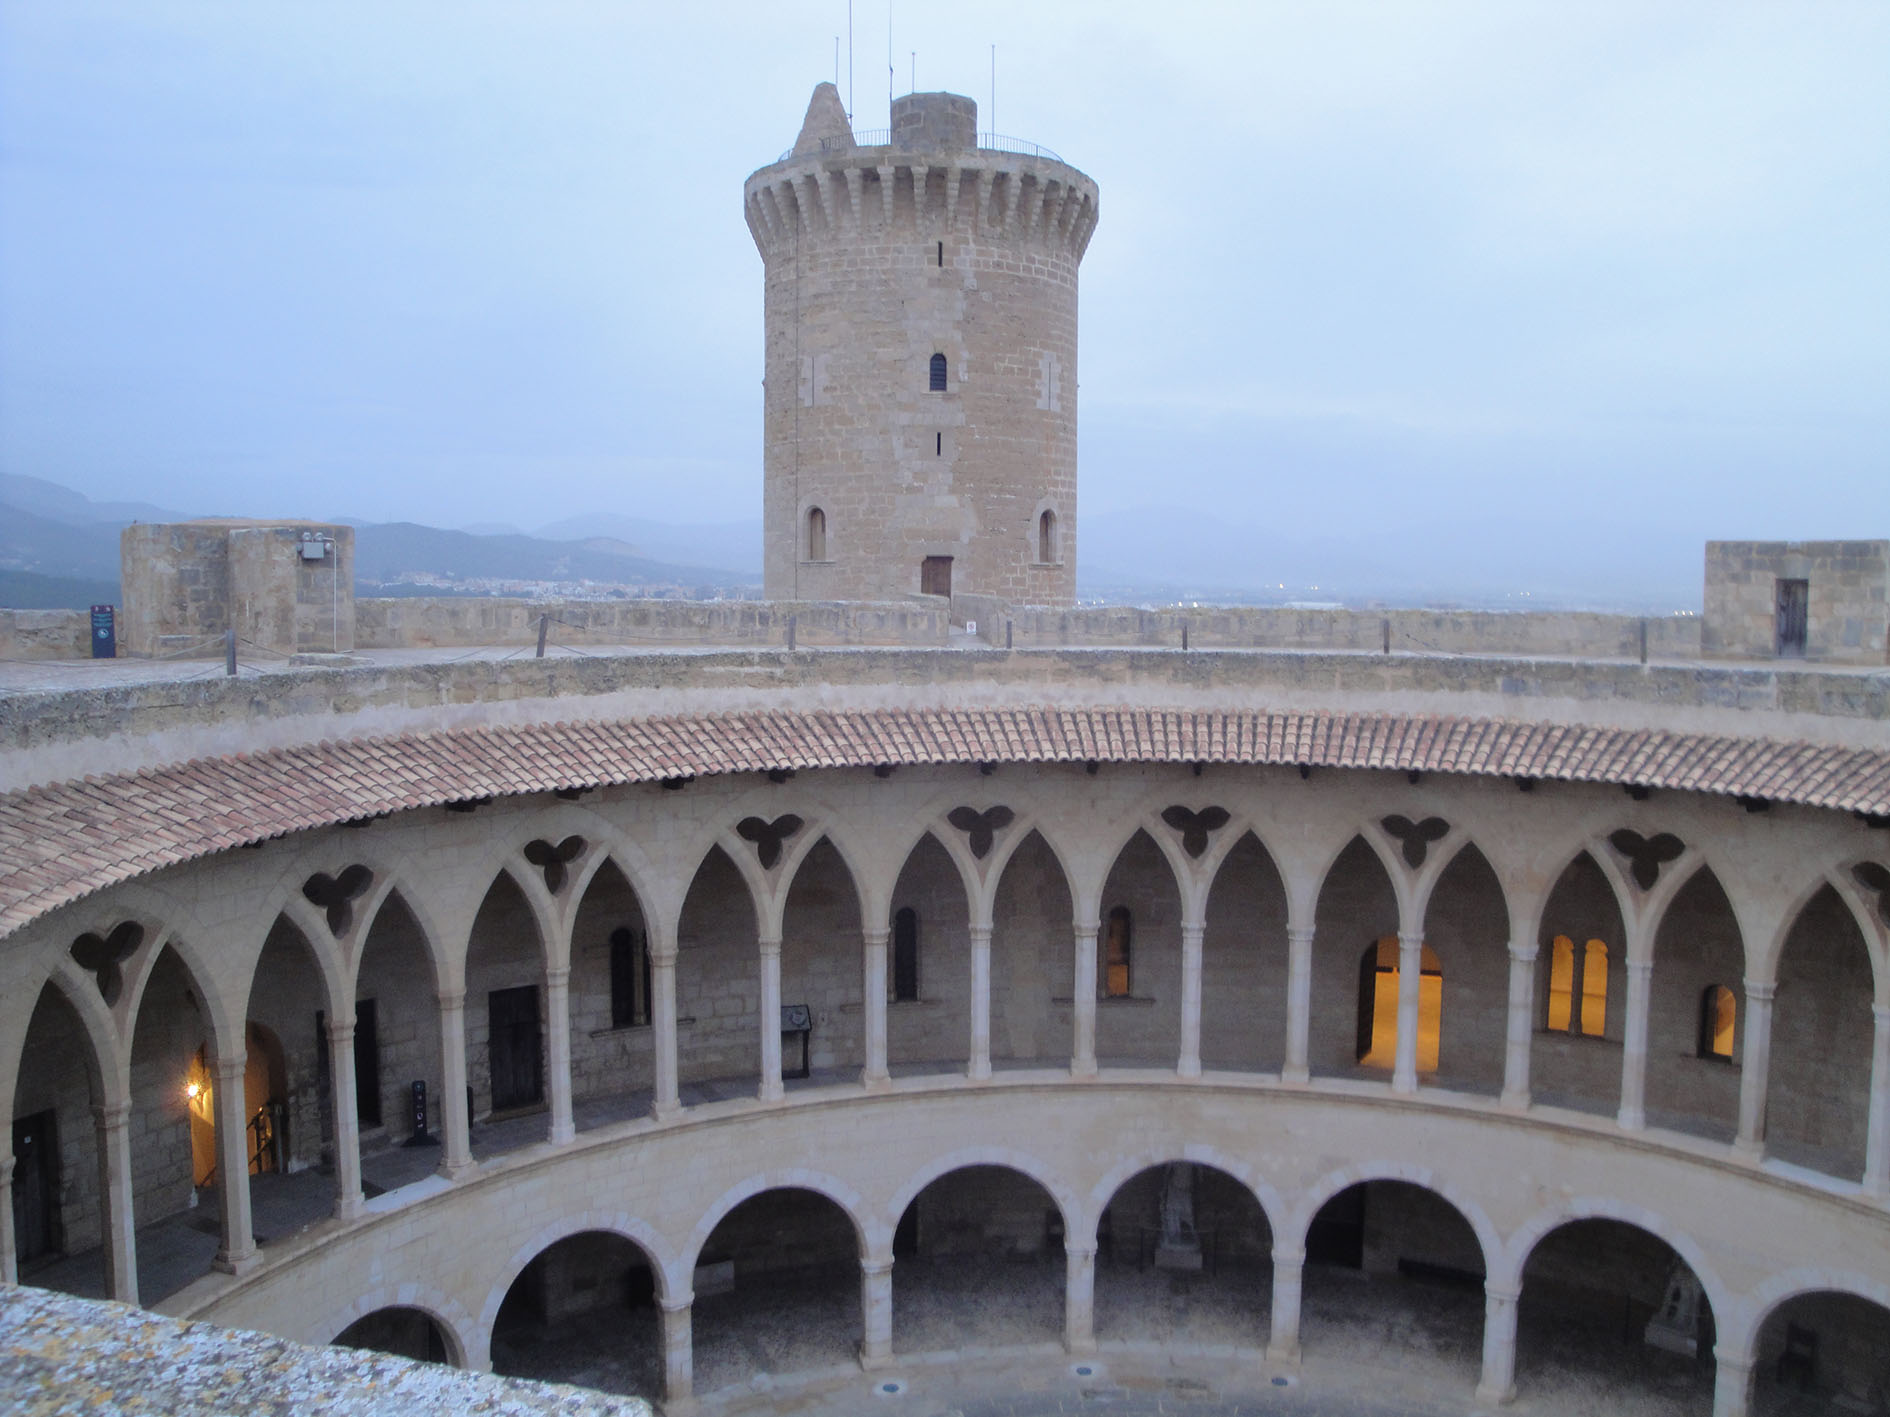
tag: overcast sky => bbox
[2,3,1885,601]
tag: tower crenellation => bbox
[747,82,1098,606]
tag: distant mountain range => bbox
[1,472,1697,614]
[0,474,762,608]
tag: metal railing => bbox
[774,130,1063,164]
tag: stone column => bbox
[1063,1242,1097,1352]
[1178,920,1205,1079]
[1071,920,1099,1078]
[0,1155,13,1286]
[759,935,783,1103]
[544,967,575,1145]
[968,924,993,1081]
[210,1053,258,1274]
[1864,1004,1890,1199]
[1475,1283,1521,1405]
[1267,1245,1304,1365]
[1500,941,1538,1109]
[323,1015,365,1220]
[1712,1351,1755,1417]
[94,1102,137,1303]
[1282,926,1315,1084]
[659,1293,694,1403]
[1392,930,1424,1094]
[862,926,890,1090]
[1734,978,1776,1157]
[1617,958,1653,1131]
[652,944,681,1118]
[438,990,474,1178]
[859,1256,894,1367]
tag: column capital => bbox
[969,922,994,943]
[1626,956,1654,979]
[860,1257,894,1278]
[651,945,679,967]
[758,936,782,957]
[212,1052,247,1080]
[1064,1242,1097,1263]
[1484,1282,1522,1305]
[1073,920,1101,938]
[1271,1245,1306,1268]
[1286,924,1316,947]
[324,1017,356,1045]
[1741,977,1777,1003]
[544,966,571,989]
[1398,930,1425,952]
[658,1291,694,1315]
[1874,1002,1890,1026]
[1507,940,1539,963]
[862,926,890,948]
[1711,1349,1756,1378]
[437,989,467,1012]
[92,1101,132,1129]
[1180,919,1206,941]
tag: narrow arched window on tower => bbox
[929,352,947,392]
[805,506,826,561]
[1038,509,1057,563]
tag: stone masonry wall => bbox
[352,598,947,651]
[1702,540,1890,664]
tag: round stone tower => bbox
[746,83,1099,607]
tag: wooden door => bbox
[1775,578,1808,656]
[920,556,953,598]
[487,985,543,1112]
[10,1111,58,1263]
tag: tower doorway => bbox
[10,1111,60,1263]
[920,556,953,598]
[488,985,544,1114]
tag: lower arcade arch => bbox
[336,1305,459,1366]
[1092,1162,1273,1347]
[690,1186,862,1394]
[890,1164,1065,1353]
[1514,1218,1716,1410]
[1299,1180,1487,1387]
[1748,1289,1890,1414]
[9,983,105,1297]
[1767,885,1875,1178]
[489,1230,663,1400]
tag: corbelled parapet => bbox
[744,87,1099,264]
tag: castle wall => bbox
[1703,540,1890,664]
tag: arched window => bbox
[1698,984,1737,1060]
[1546,934,1608,1037]
[929,352,947,392]
[1038,509,1057,563]
[1355,936,1443,1071]
[893,907,920,1003]
[805,506,826,561]
[1103,906,1132,998]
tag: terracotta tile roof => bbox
[2,705,1887,938]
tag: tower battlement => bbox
[749,83,1098,608]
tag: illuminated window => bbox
[805,507,826,561]
[1546,935,1608,1037]
[1546,935,1575,1031]
[1104,906,1132,998]
[929,353,947,392]
[1580,941,1609,1036]
[1355,936,1441,1072]
[1698,984,1737,1060]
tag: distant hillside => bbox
[351,522,757,590]
[0,476,761,608]
[532,513,760,576]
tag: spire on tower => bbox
[793,82,855,157]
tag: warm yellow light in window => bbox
[1708,984,1737,1059]
[1360,936,1441,1072]
[1547,935,1574,1032]
[1580,940,1609,1037]
[1104,908,1132,998]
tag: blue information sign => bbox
[89,605,116,659]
